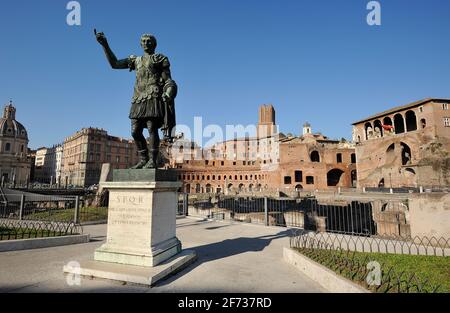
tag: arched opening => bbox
[238,184,245,193]
[405,110,417,132]
[227,183,233,192]
[374,120,383,137]
[256,184,262,192]
[400,142,412,165]
[378,178,385,188]
[195,183,201,193]
[365,122,373,140]
[421,118,426,129]
[310,151,320,162]
[405,168,416,175]
[351,170,357,187]
[185,184,191,193]
[386,143,396,164]
[383,117,394,134]
[327,169,344,187]
[295,184,303,191]
[205,184,212,193]
[248,184,254,192]
[394,114,405,134]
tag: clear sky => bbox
[0,0,449,149]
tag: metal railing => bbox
[0,219,82,241]
[178,193,414,238]
[289,231,449,293]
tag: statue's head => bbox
[140,34,157,53]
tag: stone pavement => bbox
[0,217,325,293]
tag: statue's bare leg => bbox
[143,118,160,169]
[131,119,149,169]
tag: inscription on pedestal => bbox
[106,192,152,251]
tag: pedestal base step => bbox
[64,249,197,287]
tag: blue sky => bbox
[0,0,449,149]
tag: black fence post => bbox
[264,197,268,226]
[74,196,80,224]
[19,194,25,220]
[183,193,189,216]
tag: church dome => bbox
[0,101,28,140]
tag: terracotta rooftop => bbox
[352,98,450,125]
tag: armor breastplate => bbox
[132,55,164,104]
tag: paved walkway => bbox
[0,217,325,293]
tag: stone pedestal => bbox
[64,169,196,286]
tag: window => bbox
[351,153,356,164]
[419,106,424,113]
[443,103,449,110]
[306,176,314,185]
[444,117,450,127]
[116,156,120,163]
[294,171,303,183]
[284,176,292,185]
[310,151,320,162]
[221,161,224,166]
[337,153,342,163]
[5,143,11,152]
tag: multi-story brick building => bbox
[174,105,356,194]
[352,98,450,188]
[61,128,139,187]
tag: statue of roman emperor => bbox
[95,30,177,169]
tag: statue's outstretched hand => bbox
[94,29,108,46]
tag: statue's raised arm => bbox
[94,29,130,70]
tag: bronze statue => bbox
[95,29,177,169]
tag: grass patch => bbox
[296,248,450,293]
[24,207,108,223]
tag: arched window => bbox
[374,120,383,137]
[405,110,417,132]
[327,169,344,187]
[421,119,426,129]
[394,114,405,134]
[365,122,373,140]
[205,184,212,193]
[386,143,396,164]
[400,142,412,165]
[351,170,357,187]
[310,151,320,162]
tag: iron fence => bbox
[289,231,449,293]
[0,219,82,241]
[179,193,416,238]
